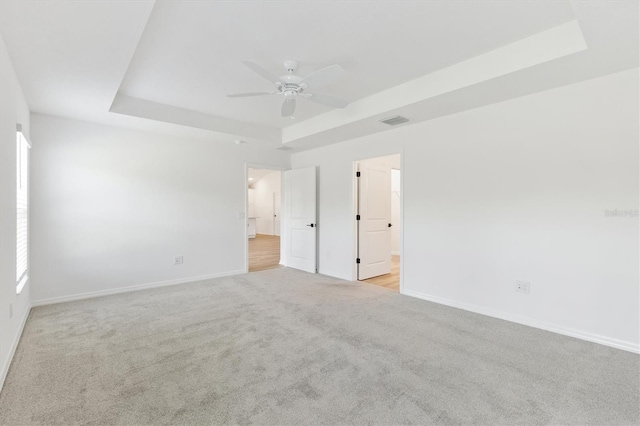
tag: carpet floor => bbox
[0,268,638,425]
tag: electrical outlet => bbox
[515,280,531,294]
[174,256,184,265]
[9,303,13,319]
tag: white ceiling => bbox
[0,0,153,126]
[119,0,575,127]
[0,1,637,152]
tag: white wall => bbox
[0,34,31,388]
[293,68,639,352]
[253,171,281,235]
[391,169,401,255]
[30,114,289,303]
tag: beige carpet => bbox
[1,268,638,425]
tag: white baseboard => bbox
[318,268,353,282]
[0,304,31,391]
[31,270,245,307]
[402,288,639,354]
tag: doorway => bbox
[247,167,283,272]
[355,154,401,291]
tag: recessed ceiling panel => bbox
[118,1,575,128]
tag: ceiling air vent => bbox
[379,115,409,126]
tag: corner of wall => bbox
[0,32,32,391]
[0,304,31,390]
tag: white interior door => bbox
[283,167,316,273]
[358,162,391,280]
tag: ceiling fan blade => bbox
[242,61,279,83]
[302,64,345,88]
[305,92,349,108]
[227,92,275,98]
[281,98,296,118]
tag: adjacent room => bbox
[0,1,638,425]
[247,168,282,272]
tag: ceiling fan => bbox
[227,60,349,118]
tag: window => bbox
[16,126,30,294]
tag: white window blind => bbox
[16,129,30,294]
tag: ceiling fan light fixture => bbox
[228,60,349,118]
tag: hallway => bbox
[249,234,281,272]
[361,255,400,291]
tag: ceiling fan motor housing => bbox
[278,74,305,98]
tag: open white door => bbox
[357,162,391,280]
[283,167,317,273]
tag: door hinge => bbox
[356,214,360,220]
[356,258,361,264]
[356,171,361,177]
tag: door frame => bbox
[273,191,281,236]
[352,152,404,293]
[244,163,288,273]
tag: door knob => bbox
[388,223,393,227]
[306,224,315,227]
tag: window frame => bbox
[16,125,30,294]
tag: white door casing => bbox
[357,162,391,280]
[283,167,317,273]
[274,191,281,236]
